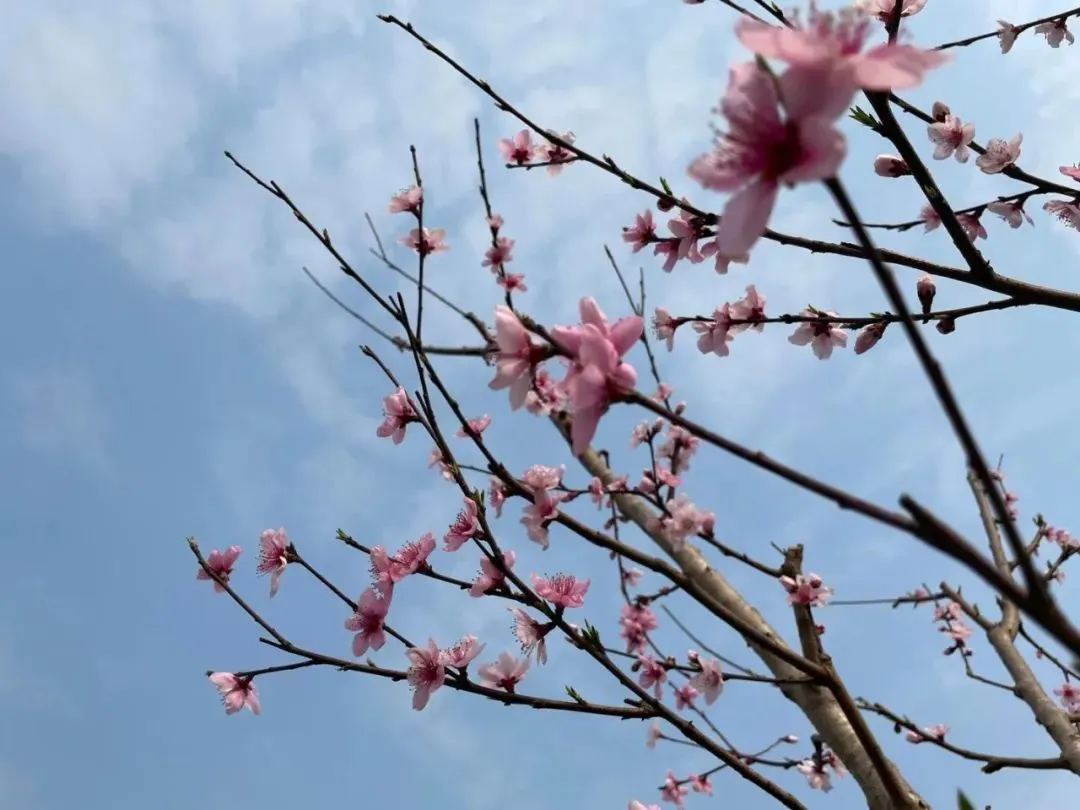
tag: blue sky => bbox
[4,0,1080,808]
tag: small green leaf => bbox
[957,789,976,810]
[848,105,881,130]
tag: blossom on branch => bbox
[208,672,260,716]
[196,545,242,592]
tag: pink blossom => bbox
[531,573,590,608]
[987,200,1033,229]
[535,130,576,175]
[736,5,947,120]
[688,657,725,705]
[369,533,436,594]
[257,528,290,598]
[674,683,699,711]
[405,639,446,711]
[976,134,1022,174]
[796,759,834,792]
[931,101,951,122]
[478,651,530,692]
[660,771,688,806]
[928,115,976,163]
[652,307,676,351]
[551,298,643,455]
[524,367,561,414]
[1045,200,1080,230]
[489,477,507,517]
[522,464,564,490]
[428,448,452,481]
[482,237,515,272]
[906,723,949,743]
[689,774,713,795]
[646,722,662,748]
[444,498,481,551]
[455,414,491,438]
[956,211,987,241]
[208,672,261,715]
[440,634,485,668]
[510,608,548,664]
[996,20,1020,54]
[623,209,657,252]
[650,494,714,551]
[788,311,847,359]
[345,588,391,656]
[854,321,887,354]
[1054,681,1080,712]
[630,802,662,810]
[623,567,643,588]
[488,305,539,410]
[470,549,516,597]
[921,204,942,232]
[376,388,417,445]
[196,545,242,593]
[521,489,563,549]
[637,654,668,698]
[874,154,911,177]
[388,185,422,215]
[620,603,659,654]
[855,0,926,24]
[688,62,845,257]
[397,227,448,256]
[498,130,535,165]
[498,272,527,292]
[1061,164,1080,183]
[1034,18,1075,48]
[729,285,767,333]
[780,572,833,606]
[693,304,734,357]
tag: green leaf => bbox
[957,789,976,810]
[848,105,881,130]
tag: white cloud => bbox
[12,368,112,475]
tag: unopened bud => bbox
[854,321,888,354]
[931,101,951,122]
[657,196,676,212]
[916,273,936,320]
[782,734,799,744]
[936,316,956,335]
[873,155,911,178]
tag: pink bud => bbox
[873,155,911,178]
[782,734,799,744]
[931,101,951,122]
[916,274,936,318]
[854,321,888,354]
[936,317,956,335]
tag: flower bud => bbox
[916,273,936,319]
[936,316,956,335]
[854,321,888,354]
[873,155,911,178]
[931,101,951,122]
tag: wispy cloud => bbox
[5,2,1080,810]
